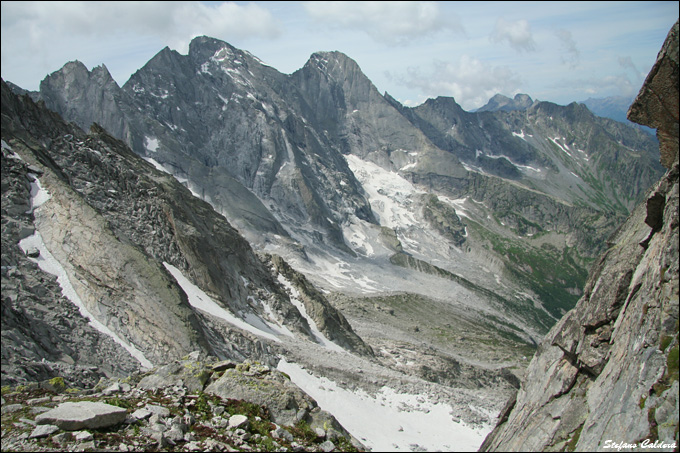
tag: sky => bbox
[1,1,677,111]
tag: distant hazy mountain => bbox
[474,93,535,112]
[579,95,655,134]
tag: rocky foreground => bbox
[1,353,364,452]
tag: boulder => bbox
[35,401,127,431]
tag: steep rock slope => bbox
[1,79,372,386]
[480,20,679,452]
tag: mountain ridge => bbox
[21,35,664,338]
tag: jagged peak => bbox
[477,93,533,112]
[40,60,120,92]
[90,63,116,83]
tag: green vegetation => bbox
[566,424,583,452]
[104,395,135,409]
[659,335,674,352]
[467,219,590,323]
[48,376,66,392]
[639,395,647,409]
[289,420,318,443]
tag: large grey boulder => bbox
[35,401,127,430]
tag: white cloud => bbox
[390,56,523,110]
[2,1,280,51]
[303,1,464,45]
[490,18,536,52]
[555,28,580,68]
[552,74,640,99]
[617,56,643,83]
[1,1,280,89]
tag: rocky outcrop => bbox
[265,254,374,356]
[1,356,364,452]
[35,401,128,431]
[628,22,679,170]
[480,20,679,452]
[1,88,143,386]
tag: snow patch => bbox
[342,217,375,257]
[278,359,490,452]
[549,137,573,158]
[26,175,51,213]
[512,130,526,140]
[144,136,159,153]
[345,154,424,229]
[143,157,170,174]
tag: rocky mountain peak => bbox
[300,50,374,103]
[307,51,361,73]
[188,35,238,65]
[38,60,125,134]
[476,93,534,112]
[421,96,467,117]
[139,45,182,70]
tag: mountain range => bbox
[24,36,663,331]
[1,25,675,451]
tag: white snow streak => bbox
[276,274,346,353]
[549,137,573,158]
[163,263,282,343]
[26,175,51,213]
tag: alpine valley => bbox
[1,26,674,453]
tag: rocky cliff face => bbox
[1,78,373,388]
[480,20,679,452]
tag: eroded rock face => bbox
[480,20,679,452]
[628,22,679,169]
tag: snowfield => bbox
[278,358,491,452]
